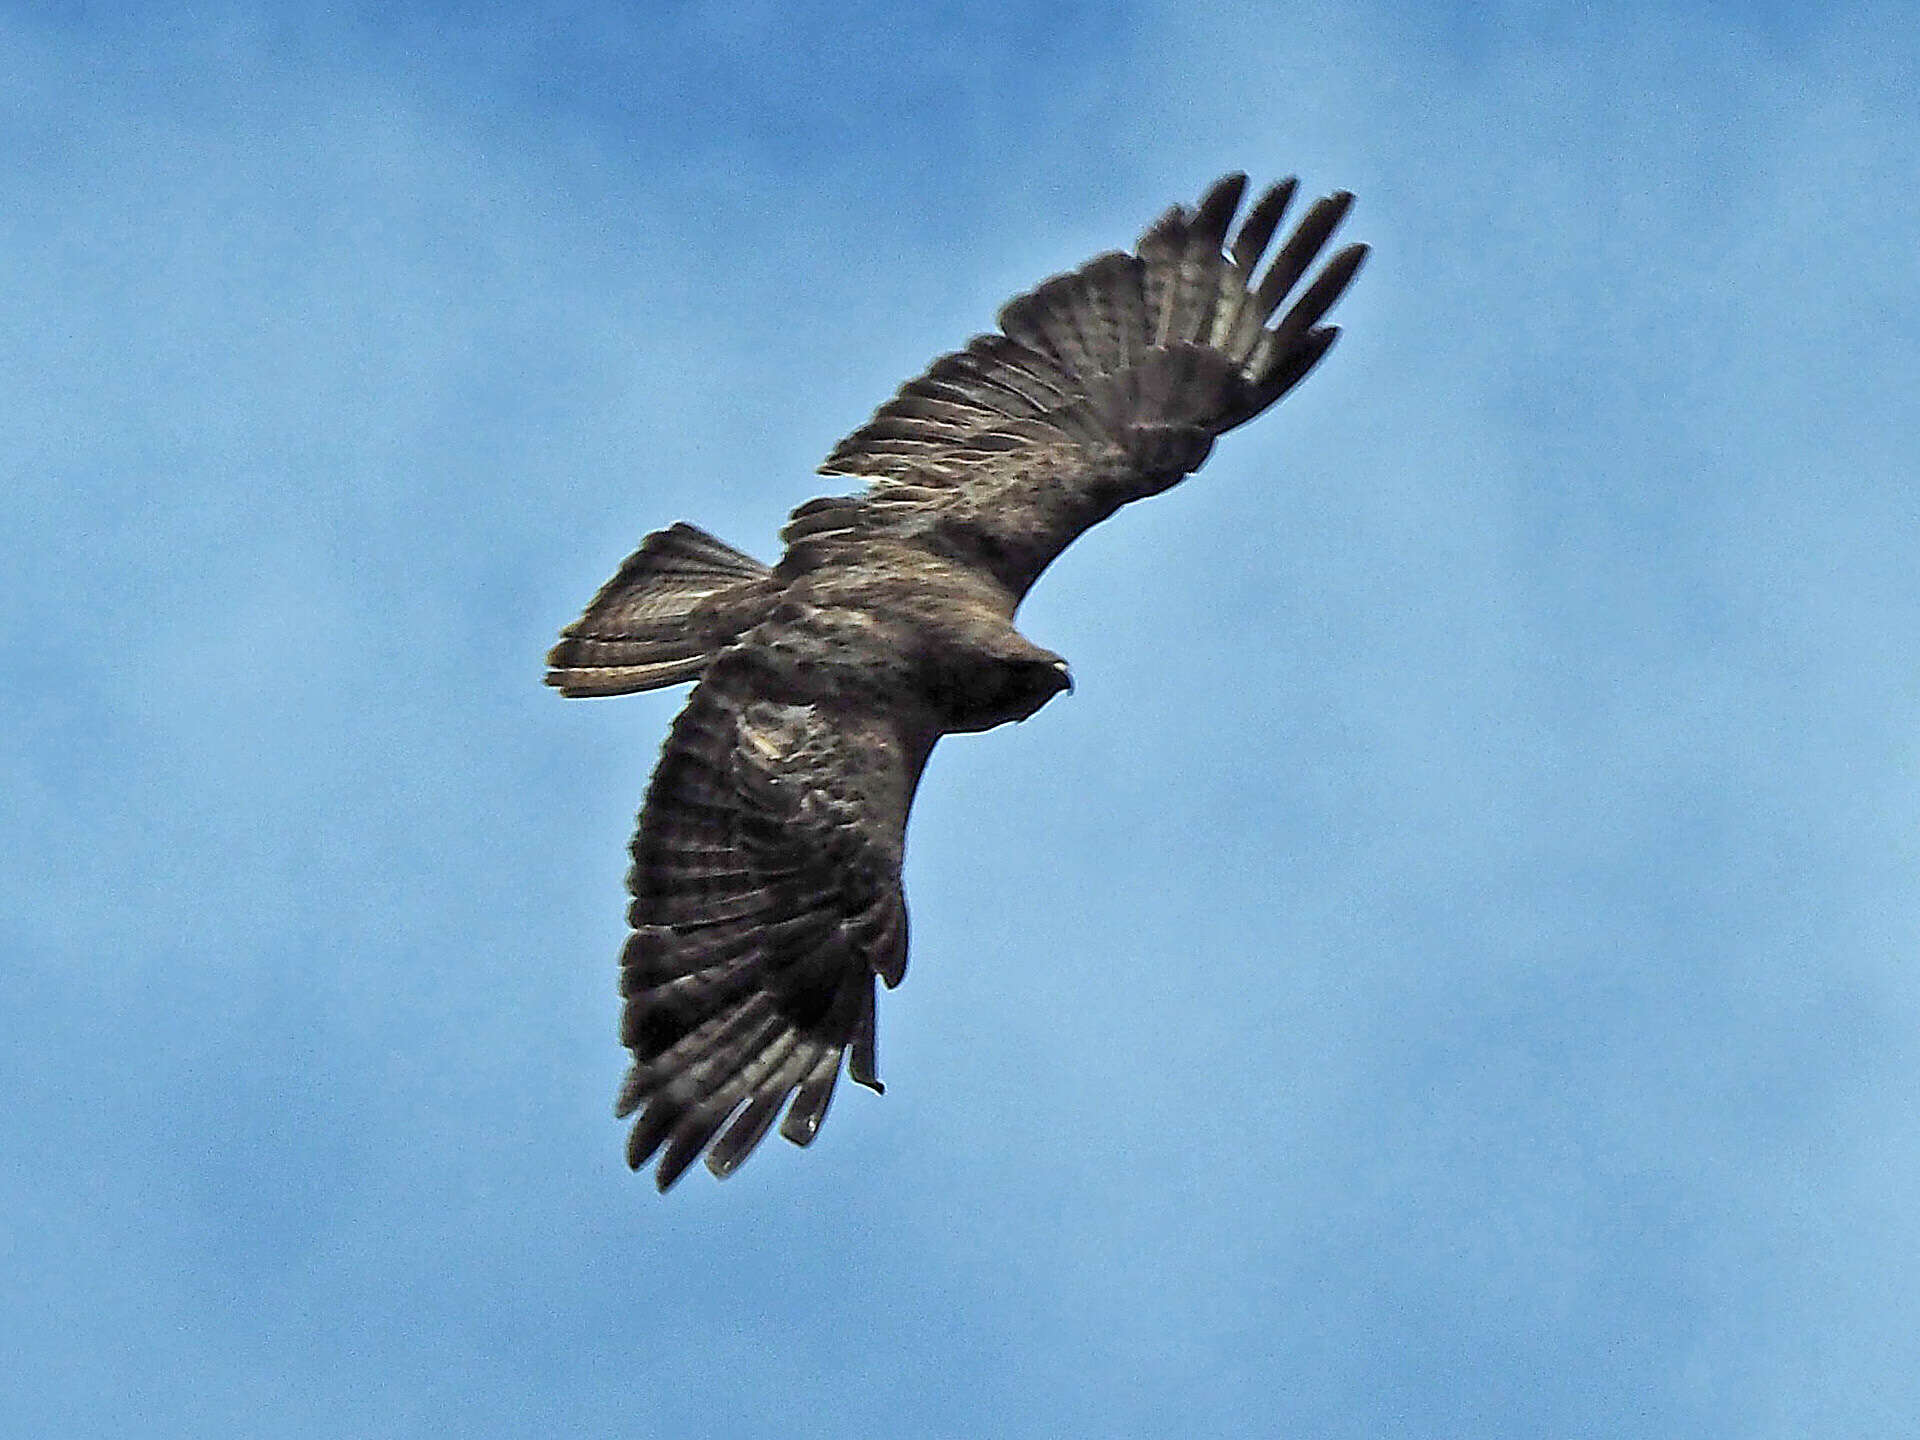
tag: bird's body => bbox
[548,174,1366,1188]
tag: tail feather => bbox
[546,523,775,697]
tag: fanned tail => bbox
[546,523,776,697]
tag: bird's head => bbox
[934,642,1073,733]
[1012,654,1075,717]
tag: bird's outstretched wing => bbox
[614,652,933,1189]
[784,174,1367,599]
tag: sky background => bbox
[6,2,1918,1436]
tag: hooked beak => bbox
[1053,660,1074,695]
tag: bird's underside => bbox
[547,172,1367,1189]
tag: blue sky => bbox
[6,2,1918,1435]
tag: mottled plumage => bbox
[548,174,1367,1189]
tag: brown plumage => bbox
[548,174,1367,1189]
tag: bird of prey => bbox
[548,173,1367,1190]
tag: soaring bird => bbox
[548,173,1367,1189]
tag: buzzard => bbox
[548,173,1366,1189]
